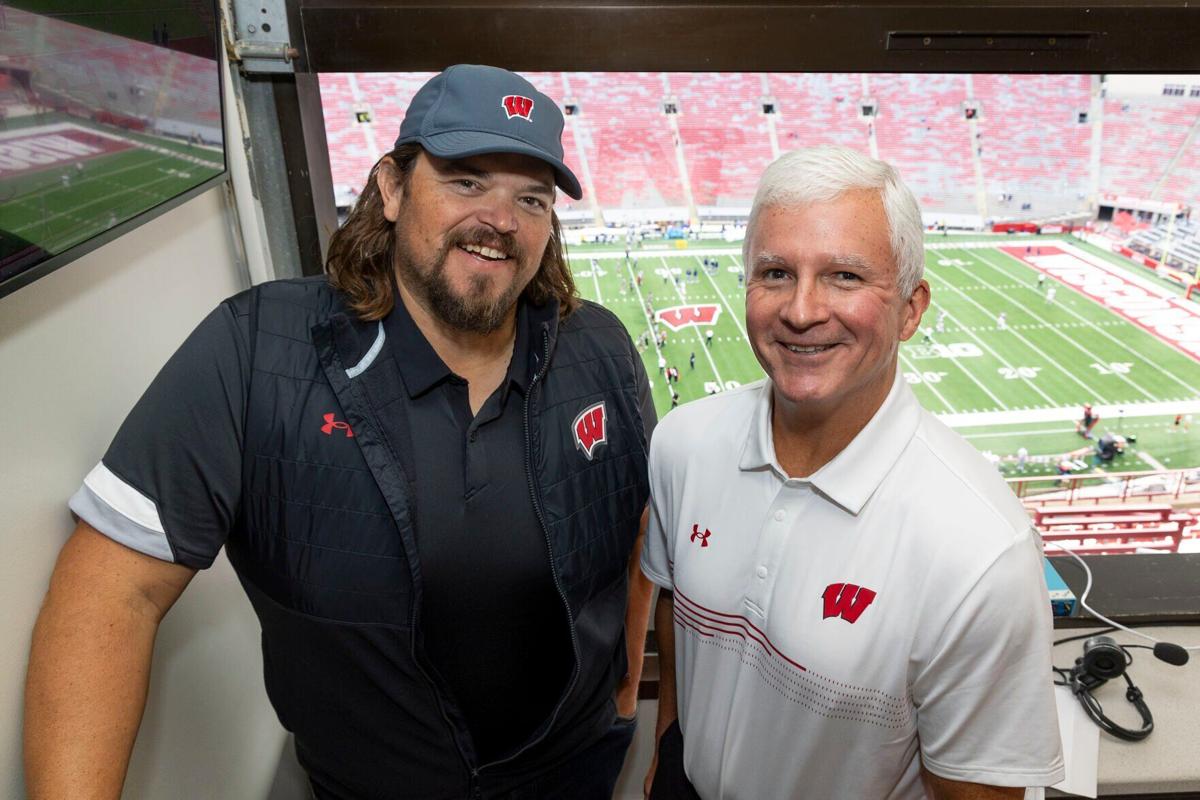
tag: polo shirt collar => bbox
[739,372,921,515]
[383,277,532,400]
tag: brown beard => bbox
[393,223,532,334]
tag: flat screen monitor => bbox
[0,0,226,298]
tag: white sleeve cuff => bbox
[68,462,176,563]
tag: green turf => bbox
[2,120,224,254]
[571,239,1200,475]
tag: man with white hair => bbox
[642,146,1063,799]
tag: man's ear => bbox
[898,280,931,341]
[377,158,404,223]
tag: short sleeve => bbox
[640,422,674,590]
[69,300,250,569]
[914,530,1065,787]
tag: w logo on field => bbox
[501,94,535,121]
[655,304,721,331]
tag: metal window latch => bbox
[229,0,297,74]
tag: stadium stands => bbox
[765,72,867,154]
[1100,97,1199,199]
[5,7,222,140]
[973,74,1092,215]
[871,73,975,213]
[318,71,1200,222]
[1129,218,1200,272]
[669,73,773,208]
[565,72,687,210]
[1033,502,1194,555]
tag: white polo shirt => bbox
[642,375,1064,799]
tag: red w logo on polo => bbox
[822,583,876,623]
[655,304,721,332]
[690,524,711,547]
[320,412,355,438]
[501,94,534,121]
[573,401,607,460]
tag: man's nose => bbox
[780,278,830,329]
[475,192,519,234]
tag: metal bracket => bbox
[230,0,296,74]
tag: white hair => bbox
[743,145,925,297]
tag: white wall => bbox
[0,188,293,798]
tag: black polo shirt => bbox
[381,288,572,764]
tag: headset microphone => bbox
[1152,642,1190,667]
[1061,635,1190,742]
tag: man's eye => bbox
[521,196,549,211]
[834,271,861,281]
[454,179,481,191]
[762,268,790,281]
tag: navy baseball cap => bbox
[395,64,582,200]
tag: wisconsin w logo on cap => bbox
[501,94,534,121]
[573,401,607,460]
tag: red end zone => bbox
[0,128,135,178]
[1001,245,1200,361]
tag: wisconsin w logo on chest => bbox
[573,401,607,460]
[822,582,877,624]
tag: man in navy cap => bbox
[26,65,655,799]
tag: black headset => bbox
[1054,634,1189,742]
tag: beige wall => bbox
[0,188,294,798]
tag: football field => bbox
[1,117,224,258]
[571,237,1200,476]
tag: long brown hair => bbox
[325,145,580,321]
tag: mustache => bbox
[447,227,523,262]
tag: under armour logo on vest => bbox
[321,412,355,438]
[690,524,711,547]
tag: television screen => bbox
[0,0,225,298]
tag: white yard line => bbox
[898,349,957,413]
[980,247,1198,399]
[695,255,749,341]
[928,261,1106,404]
[660,256,725,386]
[921,297,1052,406]
[588,262,605,304]
[1138,451,1169,471]
[936,397,1200,428]
[616,257,667,380]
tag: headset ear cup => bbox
[1070,638,1155,742]
[1081,635,1127,681]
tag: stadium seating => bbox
[565,72,686,210]
[316,71,1200,218]
[870,73,975,213]
[1100,97,1198,199]
[764,72,867,155]
[972,74,1092,214]
[669,72,773,208]
[1033,502,1190,555]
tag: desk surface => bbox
[1051,625,1200,795]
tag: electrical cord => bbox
[1043,540,1200,659]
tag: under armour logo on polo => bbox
[690,524,711,547]
[501,94,534,121]
[573,401,607,460]
[321,412,355,438]
[821,582,876,624]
